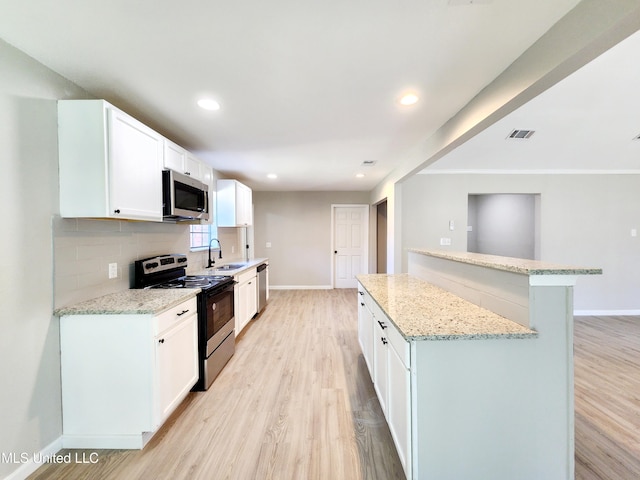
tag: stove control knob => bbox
[145,262,159,269]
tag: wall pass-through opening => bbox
[467,194,540,260]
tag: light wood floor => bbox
[29,289,405,480]
[28,295,640,480]
[574,315,640,480]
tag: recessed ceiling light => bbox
[267,173,278,179]
[356,173,365,178]
[398,93,419,106]
[197,98,221,111]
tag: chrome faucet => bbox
[207,238,223,268]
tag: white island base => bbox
[357,249,601,480]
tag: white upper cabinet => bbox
[58,100,163,222]
[163,140,209,184]
[217,179,253,227]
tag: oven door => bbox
[204,283,235,357]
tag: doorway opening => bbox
[376,200,387,273]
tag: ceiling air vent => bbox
[633,133,640,141]
[507,129,535,140]
[362,160,376,166]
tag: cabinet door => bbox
[358,290,374,377]
[108,108,163,221]
[237,276,257,334]
[163,140,186,172]
[155,313,198,424]
[184,153,201,180]
[373,319,389,415]
[217,180,253,227]
[388,343,411,477]
[237,182,253,226]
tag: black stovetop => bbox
[134,254,234,291]
[151,275,233,290]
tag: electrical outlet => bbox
[108,263,118,279]
[440,237,452,246]
[632,229,637,237]
[266,242,272,248]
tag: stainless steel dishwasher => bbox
[257,263,268,312]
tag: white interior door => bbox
[333,205,368,288]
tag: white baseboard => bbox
[270,285,333,290]
[3,437,62,480]
[574,309,640,316]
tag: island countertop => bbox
[357,273,537,341]
[409,248,603,276]
[54,289,200,316]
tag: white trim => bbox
[529,275,578,286]
[420,169,640,175]
[574,309,640,316]
[3,437,63,480]
[269,285,333,290]
[61,432,150,449]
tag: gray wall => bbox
[0,40,245,479]
[253,191,370,287]
[0,39,87,478]
[401,173,640,313]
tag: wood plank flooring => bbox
[574,315,640,480]
[29,289,404,480]
[28,294,640,479]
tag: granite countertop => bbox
[409,249,603,276]
[357,273,537,341]
[54,289,200,316]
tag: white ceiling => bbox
[0,0,589,190]
[425,28,640,173]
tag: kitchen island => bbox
[357,250,601,480]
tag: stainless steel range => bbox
[134,254,235,390]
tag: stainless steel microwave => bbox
[162,170,210,221]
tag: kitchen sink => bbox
[216,263,246,270]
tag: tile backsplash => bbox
[53,217,248,308]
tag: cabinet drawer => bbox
[155,297,197,335]
[237,268,257,284]
[386,321,410,369]
[358,285,374,312]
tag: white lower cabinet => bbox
[387,335,411,474]
[357,288,374,375]
[59,297,198,449]
[155,307,199,422]
[357,282,411,479]
[373,314,389,414]
[235,267,258,335]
